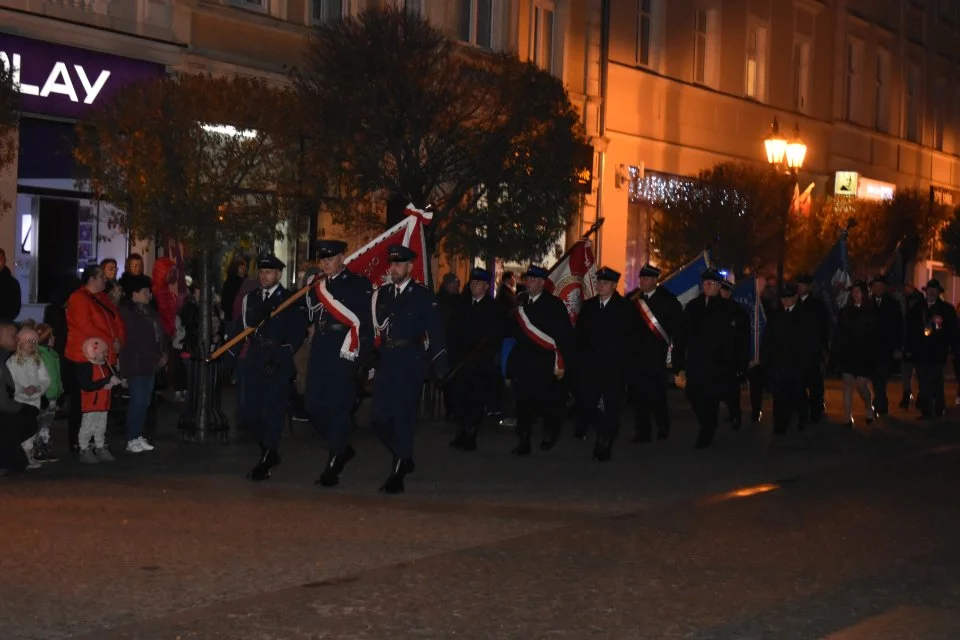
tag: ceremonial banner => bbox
[732,275,765,362]
[544,239,598,325]
[345,204,432,288]
[882,238,906,295]
[164,238,188,303]
[812,230,852,331]
[662,250,712,307]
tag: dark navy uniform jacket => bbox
[374,279,448,377]
[304,268,374,370]
[239,285,307,373]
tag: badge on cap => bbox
[387,244,417,263]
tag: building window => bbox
[905,62,921,142]
[792,42,810,113]
[693,8,718,87]
[231,0,267,10]
[458,0,494,49]
[934,77,946,150]
[745,24,768,101]
[531,1,555,72]
[844,38,864,123]
[874,48,891,132]
[638,0,653,66]
[312,0,345,24]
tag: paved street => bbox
[3,379,960,639]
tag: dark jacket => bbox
[220,266,246,323]
[761,304,820,381]
[672,294,741,391]
[797,292,831,354]
[448,295,503,375]
[905,298,956,366]
[0,265,21,322]
[576,293,634,387]
[178,298,200,356]
[496,284,518,311]
[833,303,876,378]
[626,286,683,374]
[118,299,166,377]
[870,293,903,366]
[507,291,573,381]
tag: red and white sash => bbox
[516,306,564,373]
[634,297,670,343]
[314,278,361,359]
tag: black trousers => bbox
[64,359,82,449]
[772,376,805,433]
[747,364,765,420]
[871,360,892,415]
[632,370,670,440]
[685,383,720,446]
[453,370,493,434]
[0,404,39,472]
[916,361,945,418]
[723,378,742,422]
[577,376,624,442]
[802,366,825,422]
[514,374,566,442]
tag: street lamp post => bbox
[764,117,807,285]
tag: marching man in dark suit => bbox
[370,244,449,493]
[795,273,831,423]
[507,264,573,455]
[303,239,373,487]
[719,278,751,429]
[448,267,503,452]
[236,254,307,481]
[575,267,633,461]
[672,268,742,448]
[626,263,683,442]
[868,275,903,417]
[905,279,956,420]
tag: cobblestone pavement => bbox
[2,380,959,639]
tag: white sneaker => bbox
[79,448,99,464]
[136,437,155,451]
[95,447,115,462]
[126,440,145,454]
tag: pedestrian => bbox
[795,273,831,424]
[0,247,21,323]
[497,271,518,309]
[626,263,683,442]
[76,337,122,463]
[672,268,742,448]
[65,264,125,452]
[118,274,165,454]
[117,253,145,294]
[152,257,184,400]
[370,244,449,493]
[5,326,51,467]
[719,278,751,429]
[506,264,573,456]
[447,267,502,452]
[436,272,462,419]
[33,323,62,462]
[220,255,248,324]
[0,321,40,473]
[833,281,877,427]
[760,281,820,436]
[905,279,956,420]
[868,275,902,417]
[101,258,122,305]
[235,255,307,481]
[575,267,633,461]
[303,240,372,487]
[898,282,923,409]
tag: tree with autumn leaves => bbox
[0,62,19,213]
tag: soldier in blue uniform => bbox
[236,254,307,481]
[371,244,449,494]
[303,239,373,487]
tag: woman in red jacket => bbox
[65,264,126,450]
[152,257,185,400]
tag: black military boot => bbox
[449,424,471,450]
[459,425,478,451]
[511,428,532,456]
[379,456,416,494]
[316,445,356,487]
[540,426,561,451]
[592,438,612,462]
[246,448,280,481]
[898,394,912,410]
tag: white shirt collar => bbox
[800,294,809,302]
[263,284,279,298]
[472,296,484,304]
[785,304,795,312]
[641,285,657,296]
[396,278,412,294]
[528,292,541,304]
[600,294,613,306]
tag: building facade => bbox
[595,0,960,295]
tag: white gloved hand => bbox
[367,368,375,381]
[340,350,357,362]
[305,274,318,287]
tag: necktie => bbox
[262,290,269,302]
[473,299,478,306]
[394,287,399,299]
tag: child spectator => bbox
[5,327,51,467]
[34,323,62,461]
[77,337,122,464]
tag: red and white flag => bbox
[544,239,597,326]
[345,203,432,288]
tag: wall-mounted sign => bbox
[0,33,165,120]
[834,171,859,196]
[857,177,895,201]
[573,143,595,194]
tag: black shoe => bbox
[316,446,356,488]
[246,449,280,481]
[33,450,59,463]
[751,411,763,423]
[459,434,477,451]
[573,428,587,440]
[656,431,669,440]
[898,397,911,410]
[693,435,714,449]
[631,433,652,443]
[540,437,557,451]
[448,434,467,450]
[730,416,742,431]
[511,440,532,456]
[379,457,415,494]
[592,440,612,462]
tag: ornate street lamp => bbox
[764,117,808,284]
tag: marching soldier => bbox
[672,268,742,448]
[448,267,502,451]
[868,275,903,417]
[303,240,373,487]
[795,273,830,423]
[626,264,683,442]
[760,282,819,435]
[371,244,449,493]
[905,279,956,420]
[719,278,751,429]
[575,267,633,461]
[237,254,307,481]
[507,264,573,455]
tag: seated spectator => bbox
[6,326,51,467]
[0,321,40,473]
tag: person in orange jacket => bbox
[65,264,125,451]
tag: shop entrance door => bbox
[38,198,80,304]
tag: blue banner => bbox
[732,275,765,361]
[662,250,712,307]
[812,230,851,330]
[882,239,905,294]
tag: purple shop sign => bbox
[0,32,166,120]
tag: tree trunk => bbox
[196,248,212,441]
